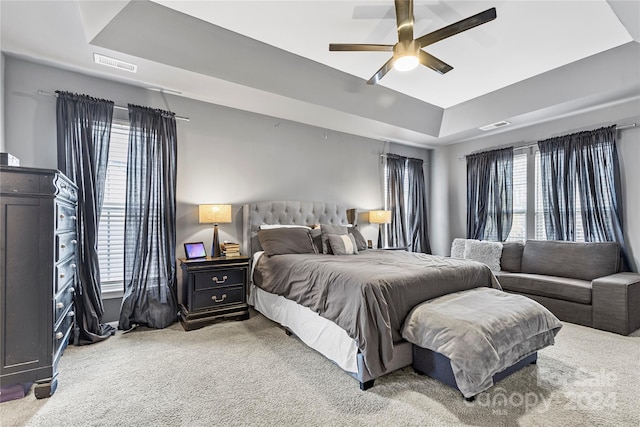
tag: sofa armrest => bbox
[592,272,640,335]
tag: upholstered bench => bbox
[402,287,562,400]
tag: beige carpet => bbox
[1,311,639,427]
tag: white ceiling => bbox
[1,0,639,147]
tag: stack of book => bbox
[221,241,241,257]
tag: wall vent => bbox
[93,53,137,73]
[479,120,511,131]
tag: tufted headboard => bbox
[242,201,349,257]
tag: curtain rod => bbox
[459,123,636,160]
[37,90,190,122]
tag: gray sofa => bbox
[495,240,640,336]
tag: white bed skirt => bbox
[249,283,359,374]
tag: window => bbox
[97,122,129,293]
[506,151,527,241]
[534,150,585,241]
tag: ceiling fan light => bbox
[394,54,419,71]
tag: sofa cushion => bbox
[501,241,524,272]
[521,240,619,281]
[495,272,592,304]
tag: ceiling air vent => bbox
[479,120,511,131]
[93,53,137,73]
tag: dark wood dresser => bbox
[0,166,78,398]
[178,256,250,330]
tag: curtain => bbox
[385,155,407,249]
[538,136,576,240]
[539,125,629,269]
[56,91,116,344]
[119,105,178,330]
[466,147,513,241]
[405,157,431,253]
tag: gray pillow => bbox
[320,224,348,254]
[257,228,317,256]
[348,227,368,251]
[310,228,323,254]
[328,233,358,255]
[501,241,524,272]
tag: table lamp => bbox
[199,204,232,257]
[369,210,391,249]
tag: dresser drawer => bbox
[54,174,77,203]
[55,201,77,232]
[53,307,74,359]
[55,256,77,292]
[194,268,245,291]
[56,231,77,262]
[192,285,244,311]
[54,283,75,324]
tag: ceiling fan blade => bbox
[395,0,414,42]
[416,7,497,48]
[329,44,394,52]
[367,57,394,85]
[419,50,453,75]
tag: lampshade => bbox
[199,204,232,224]
[369,210,392,224]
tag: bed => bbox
[242,201,501,390]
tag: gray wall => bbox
[2,55,430,269]
[432,99,640,271]
[1,53,5,151]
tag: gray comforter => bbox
[253,250,500,378]
[402,288,563,398]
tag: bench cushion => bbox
[496,272,592,304]
[402,288,562,398]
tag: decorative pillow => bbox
[463,239,503,271]
[259,224,311,230]
[450,238,468,258]
[348,227,368,251]
[257,228,317,256]
[501,241,524,272]
[328,233,358,255]
[310,228,323,254]
[320,224,348,254]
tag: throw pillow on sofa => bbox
[463,239,503,272]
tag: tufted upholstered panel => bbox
[242,201,349,257]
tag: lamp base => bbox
[212,224,221,258]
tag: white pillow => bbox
[463,240,503,271]
[259,224,311,230]
[450,238,468,258]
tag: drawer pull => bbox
[56,302,64,309]
[59,214,65,219]
[60,243,66,249]
[67,311,75,318]
[211,294,227,303]
[55,332,64,340]
[72,240,77,245]
[212,275,228,284]
[71,264,76,269]
[68,287,75,293]
[71,216,77,221]
[60,273,65,279]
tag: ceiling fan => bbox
[329,0,497,85]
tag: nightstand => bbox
[178,256,250,331]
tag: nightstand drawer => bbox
[194,268,245,290]
[193,285,244,311]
